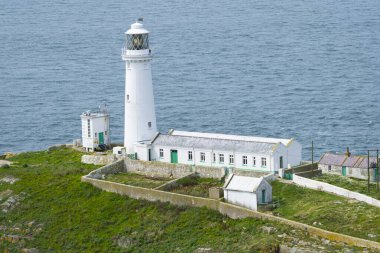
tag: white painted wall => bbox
[293,175,380,208]
[81,114,110,151]
[147,144,301,173]
[224,190,258,211]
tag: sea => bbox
[1,0,379,159]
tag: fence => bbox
[293,175,380,208]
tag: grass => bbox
[271,180,380,242]
[105,172,171,188]
[0,147,372,252]
[313,174,380,200]
[165,176,224,198]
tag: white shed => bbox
[81,108,110,152]
[223,174,272,211]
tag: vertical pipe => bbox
[311,141,314,164]
[368,150,370,193]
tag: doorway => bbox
[170,150,178,164]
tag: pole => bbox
[311,141,314,164]
[377,149,379,193]
[368,150,370,193]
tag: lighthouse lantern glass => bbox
[127,34,149,50]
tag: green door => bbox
[342,166,346,176]
[170,150,178,164]
[98,132,104,144]
[261,190,266,203]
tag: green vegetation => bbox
[105,172,171,188]
[166,176,224,198]
[271,180,380,242]
[0,147,372,252]
[313,174,380,200]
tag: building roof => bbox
[171,130,293,146]
[224,174,265,192]
[153,133,278,155]
[319,152,378,169]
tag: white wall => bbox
[224,190,258,211]
[81,115,110,150]
[293,175,380,208]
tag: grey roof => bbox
[152,134,277,154]
[319,153,378,169]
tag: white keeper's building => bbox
[120,20,302,173]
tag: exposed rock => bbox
[0,160,13,168]
[114,236,134,249]
[0,189,13,201]
[278,233,287,238]
[22,248,39,253]
[321,238,330,245]
[194,248,212,253]
[0,176,19,184]
[81,154,115,165]
[4,153,16,159]
[0,192,26,213]
[47,145,65,152]
[27,221,35,227]
[261,226,277,234]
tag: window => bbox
[188,151,193,161]
[261,157,267,167]
[105,131,108,136]
[219,154,224,164]
[328,165,332,172]
[253,157,256,166]
[243,155,248,166]
[95,132,97,138]
[200,152,205,162]
[148,122,152,128]
[229,155,234,164]
[87,119,91,137]
[126,94,130,102]
[213,153,216,163]
[159,149,164,158]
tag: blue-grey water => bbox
[1,0,379,159]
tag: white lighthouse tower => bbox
[122,19,157,154]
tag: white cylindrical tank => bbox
[122,20,157,154]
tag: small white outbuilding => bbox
[223,174,272,211]
[81,108,110,152]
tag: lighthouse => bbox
[122,19,157,154]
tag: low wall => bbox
[125,159,225,179]
[86,159,125,179]
[81,154,116,165]
[232,169,271,178]
[293,175,380,208]
[296,170,322,178]
[285,163,318,174]
[81,175,380,250]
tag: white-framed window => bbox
[159,149,164,158]
[200,152,205,162]
[328,165,332,172]
[126,94,130,102]
[105,131,108,136]
[213,153,216,163]
[148,122,152,128]
[219,154,224,164]
[253,156,256,166]
[261,157,267,167]
[95,132,97,138]
[87,119,91,137]
[229,154,234,164]
[188,151,193,161]
[243,155,248,166]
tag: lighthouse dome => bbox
[126,22,149,35]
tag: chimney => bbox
[345,147,351,157]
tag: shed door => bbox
[170,150,178,164]
[98,132,104,144]
[279,156,283,169]
[261,189,266,203]
[342,166,346,176]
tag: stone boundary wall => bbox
[296,170,322,178]
[124,159,225,179]
[86,159,125,179]
[154,173,196,191]
[231,169,271,178]
[285,163,318,174]
[293,175,380,208]
[81,154,116,165]
[81,175,380,250]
